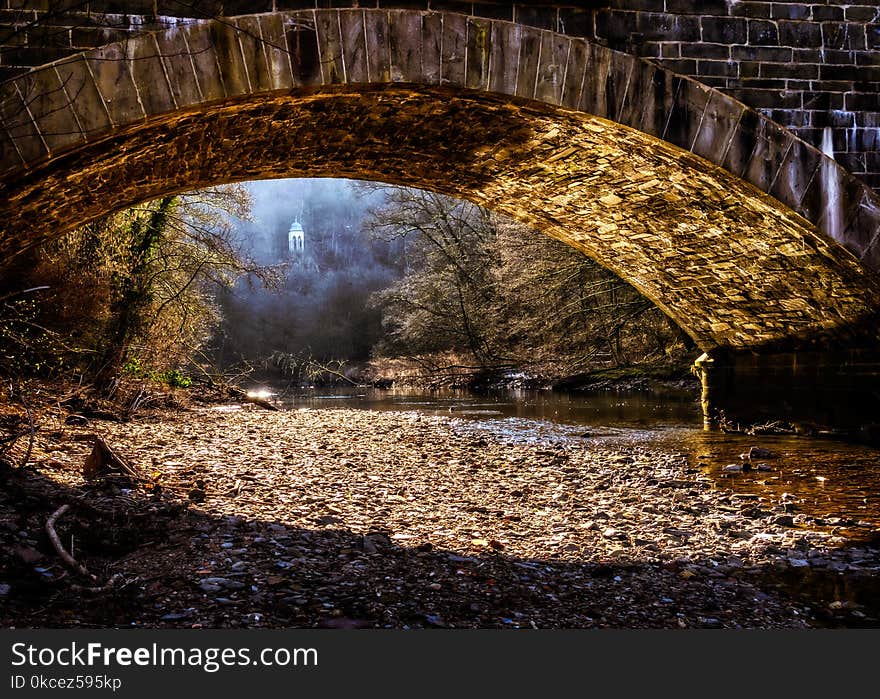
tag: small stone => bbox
[773,515,795,527]
[602,527,618,538]
[199,582,222,593]
[787,558,810,568]
[13,546,43,564]
[756,463,772,471]
[749,446,776,459]
[0,583,10,596]
[722,464,742,473]
[161,611,192,621]
[427,582,442,591]
[363,532,391,554]
[188,488,206,503]
[447,554,477,564]
[200,577,246,590]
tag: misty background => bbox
[208,178,689,387]
[211,179,402,374]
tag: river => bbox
[255,384,880,535]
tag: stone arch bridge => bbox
[1,7,879,430]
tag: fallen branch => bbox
[45,504,97,581]
[69,573,125,594]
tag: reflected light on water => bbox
[246,389,275,400]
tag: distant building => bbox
[288,219,304,257]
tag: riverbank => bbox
[2,403,878,628]
[358,357,699,392]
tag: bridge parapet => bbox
[2,1,878,193]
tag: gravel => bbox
[2,405,878,628]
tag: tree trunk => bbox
[94,197,175,392]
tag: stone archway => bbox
[1,9,879,354]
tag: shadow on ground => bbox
[1,459,877,629]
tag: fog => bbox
[212,178,402,373]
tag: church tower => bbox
[287,219,304,257]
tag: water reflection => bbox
[272,385,701,426]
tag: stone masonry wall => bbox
[595,1,880,193]
[0,1,878,190]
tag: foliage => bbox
[366,187,694,376]
[0,184,274,389]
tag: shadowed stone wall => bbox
[2,1,879,192]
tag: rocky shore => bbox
[2,405,878,628]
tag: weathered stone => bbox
[2,8,880,359]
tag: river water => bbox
[254,385,880,535]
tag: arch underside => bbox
[1,85,878,352]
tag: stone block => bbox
[390,11,423,83]
[617,61,658,132]
[638,70,679,138]
[861,228,880,272]
[691,90,743,164]
[178,24,225,102]
[258,13,296,91]
[17,64,86,155]
[560,37,587,110]
[314,9,345,84]
[801,164,868,247]
[127,34,177,116]
[722,108,761,177]
[743,118,793,194]
[440,11,466,86]
[701,17,747,45]
[840,191,880,255]
[534,29,569,105]
[154,27,204,108]
[747,19,778,46]
[232,16,275,93]
[338,9,368,84]
[364,12,391,83]
[421,11,442,84]
[770,138,822,213]
[285,13,322,85]
[513,24,541,99]
[0,82,49,169]
[87,42,145,126]
[663,77,711,153]
[729,2,773,19]
[778,20,822,47]
[50,55,112,138]
[488,20,520,96]
[680,43,730,60]
[465,16,491,91]
[514,5,558,32]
